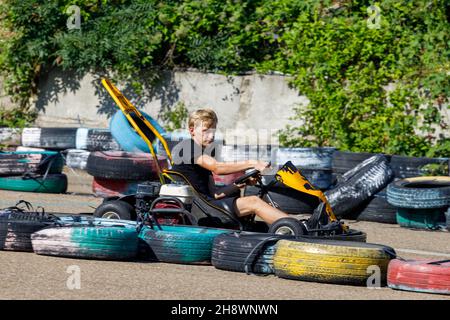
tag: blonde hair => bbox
[188,109,218,129]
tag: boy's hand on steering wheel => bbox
[253,160,270,173]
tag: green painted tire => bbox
[0,174,67,193]
[31,225,139,260]
[138,225,231,264]
[396,208,446,230]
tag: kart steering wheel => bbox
[233,161,271,185]
[234,169,261,185]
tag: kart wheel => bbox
[268,218,307,237]
[93,200,135,221]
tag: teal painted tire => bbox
[0,174,67,193]
[396,208,446,230]
[138,225,231,264]
[0,174,68,193]
[0,151,64,176]
[31,225,139,260]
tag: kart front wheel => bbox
[268,218,307,237]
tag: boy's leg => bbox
[235,196,289,225]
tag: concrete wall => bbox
[0,77,15,111]
[34,68,308,144]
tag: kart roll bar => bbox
[101,78,173,184]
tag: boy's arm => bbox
[196,154,269,175]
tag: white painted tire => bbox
[21,128,41,147]
[65,149,90,170]
[0,128,21,146]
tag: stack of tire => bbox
[211,231,397,287]
[86,151,168,198]
[331,151,450,224]
[19,126,122,170]
[244,147,335,214]
[386,176,450,230]
[0,151,67,193]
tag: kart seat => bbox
[162,169,242,230]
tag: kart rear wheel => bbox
[268,218,307,237]
[93,200,136,221]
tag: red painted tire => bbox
[212,171,245,186]
[388,259,450,295]
[86,151,167,180]
[92,177,147,198]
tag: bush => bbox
[0,0,448,157]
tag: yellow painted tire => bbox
[273,239,396,286]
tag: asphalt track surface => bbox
[0,169,449,300]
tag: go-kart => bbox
[94,79,366,241]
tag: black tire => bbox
[0,208,57,252]
[300,229,367,242]
[211,232,294,274]
[93,200,136,221]
[445,208,450,231]
[268,218,307,237]
[76,128,121,151]
[332,151,386,177]
[244,180,320,214]
[65,149,90,170]
[352,190,398,224]
[39,128,78,150]
[390,155,449,178]
[325,155,394,218]
[387,176,450,209]
[86,151,165,180]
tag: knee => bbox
[244,195,263,209]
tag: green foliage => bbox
[0,107,36,128]
[0,0,448,157]
[160,102,189,131]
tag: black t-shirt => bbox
[170,139,216,198]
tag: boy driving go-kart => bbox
[94,78,366,241]
[170,109,291,226]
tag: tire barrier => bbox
[275,147,336,169]
[212,232,294,275]
[138,225,231,264]
[332,151,381,177]
[273,238,396,286]
[0,201,58,252]
[22,128,78,150]
[332,151,449,180]
[0,151,64,176]
[0,174,68,193]
[75,128,121,151]
[390,155,449,179]
[65,149,91,170]
[92,177,147,198]
[395,208,446,230]
[354,190,397,224]
[86,151,167,180]
[388,259,450,295]
[21,128,41,148]
[387,176,450,209]
[325,155,394,218]
[31,224,139,261]
[0,128,21,146]
[109,110,165,153]
[300,228,367,242]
